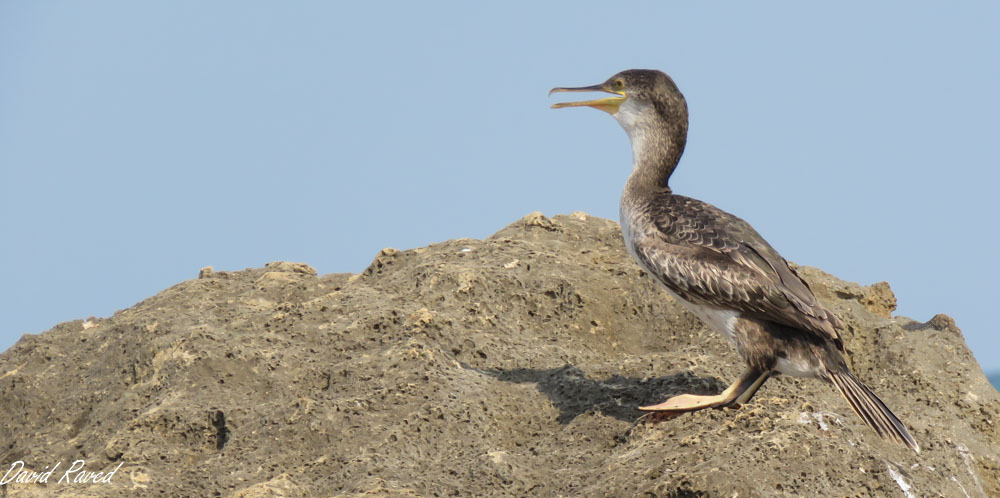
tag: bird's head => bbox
[550,69,687,139]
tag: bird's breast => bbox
[619,196,641,264]
[620,194,741,345]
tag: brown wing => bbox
[639,193,843,349]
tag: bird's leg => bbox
[732,370,771,406]
[638,368,768,412]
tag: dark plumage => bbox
[551,69,918,452]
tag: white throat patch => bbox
[614,98,658,172]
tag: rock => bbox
[0,213,997,496]
[862,281,897,318]
[927,313,959,333]
[264,261,318,276]
[519,210,559,231]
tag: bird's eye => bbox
[613,79,625,90]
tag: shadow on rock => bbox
[466,364,726,424]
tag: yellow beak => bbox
[549,84,625,115]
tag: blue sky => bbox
[2,2,998,373]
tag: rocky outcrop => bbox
[1,212,997,496]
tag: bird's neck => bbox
[625,123,687,192]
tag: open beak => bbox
[549,84,625,115]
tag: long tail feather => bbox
[828,370,919,453]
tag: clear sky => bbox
[2,2,998,373]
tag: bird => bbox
[549,69,919,452]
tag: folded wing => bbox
[637,193,843,349]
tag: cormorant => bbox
[550,69,918,452]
